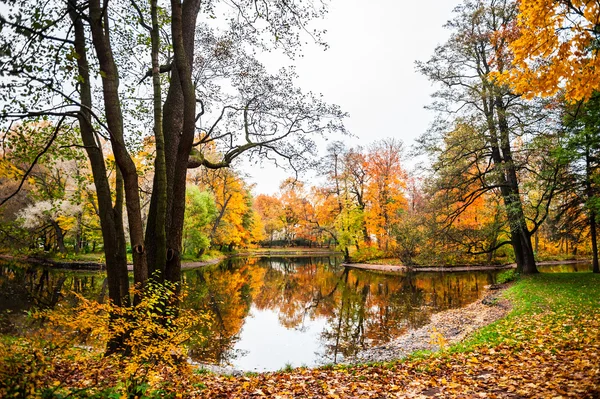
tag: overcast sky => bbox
[245,0,462,195]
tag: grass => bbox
[447,272,600,353]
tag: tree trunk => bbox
[89,0,148,290]
[482,91,537,274]
[50,220,67,254]
[147,0,168,282]
[163,0,203,285]
[69,5,130,356]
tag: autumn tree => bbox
[364,138,407,252]
[192,167,260,250]
[253,194,285,244]
[417,0,561,273]
[343,147,371,244]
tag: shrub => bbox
[0,278,212,398]
[351,246,385,263]
[496,269,518,284]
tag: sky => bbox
[245,0,463,195]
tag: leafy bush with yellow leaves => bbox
[0,278,212,398]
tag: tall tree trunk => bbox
[162,0,202,285]
[482,89,537,274]
[148,0,168,281]
[69,2,129,307]
[89,0,148,289]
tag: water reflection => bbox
[0,262,105,333]
[537,262,591,273]
[182,257,497,370]
[1,257,499,371]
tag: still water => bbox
[1,257,589,371]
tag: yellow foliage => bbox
[0,280,212,398]
[503,0,600,101]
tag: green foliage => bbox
[351,246,385,263]
[495,269,518,284]
[183,186,217,258]
[334,204,365,252]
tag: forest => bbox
[1,0,600,397]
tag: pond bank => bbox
[344,258,591,273]
[0,254,226,271]
[0,249,340,271]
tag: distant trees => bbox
[0,122,101,253]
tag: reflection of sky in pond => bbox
[0,257,501,371]
[231,305,327,371]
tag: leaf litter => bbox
[194,276,600,398]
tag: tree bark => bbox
[151,0,202,285]
[89,0,148,289]
[68,1,130,307]
[50,220,67,254]
[148,0,168,281]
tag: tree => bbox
[417,0,560,273]
[555,97,600,273]
[0,0,345,341]
[182,186,216,258]
[504,0,600,101]
[253,194,285,244]
[364,138,407,252]
[192,167,258,250]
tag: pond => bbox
[0,255,509,371]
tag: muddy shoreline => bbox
[344,283,511,364]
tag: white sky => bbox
[244,0,462,195]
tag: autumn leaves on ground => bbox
[1,273,598,398]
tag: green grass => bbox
[448,272,600,353]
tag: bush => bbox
[351,246,385,263]
[0,278,213,398]
[496,269,518,284]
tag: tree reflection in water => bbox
[182,257,498,368]
[1,257,503,369]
